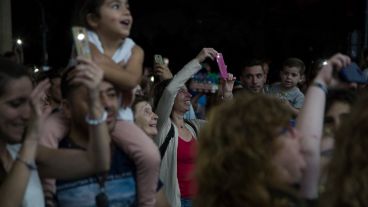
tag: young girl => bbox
[77,0,161,206]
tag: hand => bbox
[315,53,351,87]
[221,73,236,94]
[154,64,173,81]
[195,48,219,63]
[25,79,52,142]
[69,57,104,98]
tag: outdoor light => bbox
[34,66,40,73]
[16,38,22,45]
[150,75,155,82]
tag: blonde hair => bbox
[195,93,293,207]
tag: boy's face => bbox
[90,0,132,39]
[280,66,302,89]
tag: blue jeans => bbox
[181,198,193,207]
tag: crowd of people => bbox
[1,0,368,207]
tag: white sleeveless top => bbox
[88,31,135,121]
[6,144,45,207]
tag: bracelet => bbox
[85,111,107,125]
[16,156,37,170]
[311,81,328,94]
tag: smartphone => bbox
[216,53,228,79]
[339,62,367,84]
[154,54,164,65]
[72,26,91,59]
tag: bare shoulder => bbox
[132,44,144,57]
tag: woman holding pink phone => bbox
[152,48,235,207]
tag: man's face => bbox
[241,65,266,93]
[98,81,120,131]
[67,81,120,132]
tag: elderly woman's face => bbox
[134,101,158,138]
[0,77,33,143]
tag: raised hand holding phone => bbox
[72,26,91,60]
[338,62,368,84]
[154,54,164,65]
[216,53,228,79]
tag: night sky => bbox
[11,0,365,79]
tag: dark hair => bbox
[34,67,65,84]
[73,0,104,29]
[0,57,31,97]
[241,59,264,76]
[325,89,356,114]
[282,58,305,74]
[152,79,172,111]
[60,66,80,99]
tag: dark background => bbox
[11,0,366,79]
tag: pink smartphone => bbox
[216,53,228,79]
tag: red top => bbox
[177,136,197,198]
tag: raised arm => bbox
[91,44,144,91]
[155,48,218,144]
[37,57,111,180]
[217,73,236,102]
[154,62,173,82]
[297,53,351,198]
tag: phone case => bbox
[154,54,164,65]
[216,53,228,79]
[339,62,367,84]
[72,26,91,59]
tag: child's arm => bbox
[283,100,300,116]
[91,44,144,91]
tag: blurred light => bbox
[322,60,328,66]
[77,33,85,40]
[34,66,40,73]
[42,65,50,71]
[163,57,169,66]
[150,75,155,82]
[16,38,22,45]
